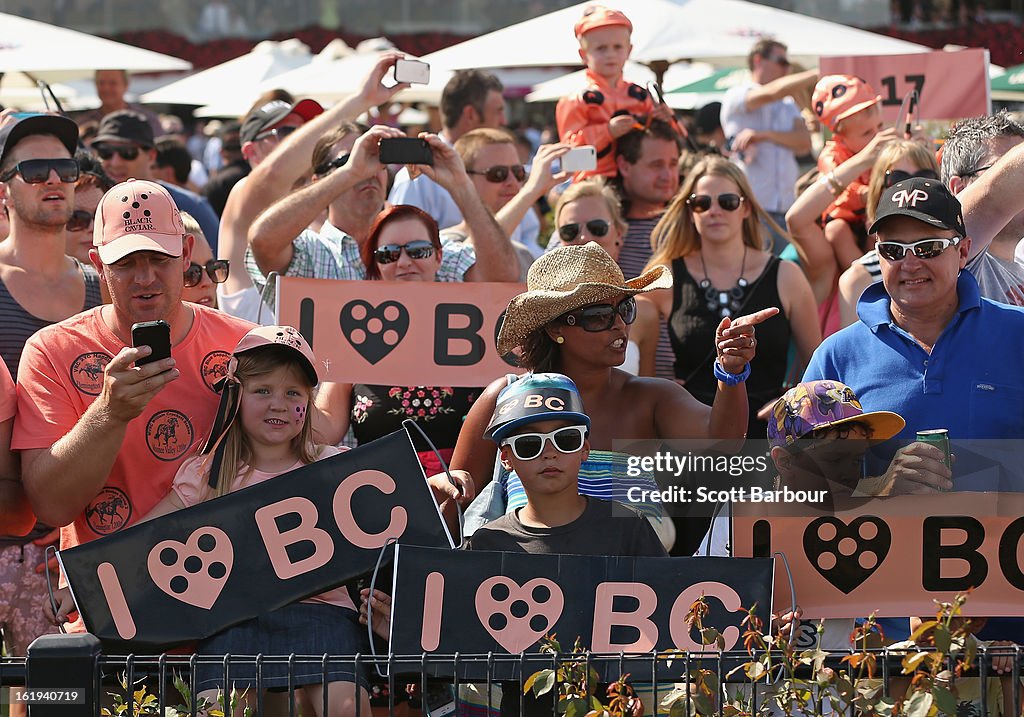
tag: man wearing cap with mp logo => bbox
[14,180,253,623]
[804,176,1024,494]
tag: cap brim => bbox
[1,115,78,165]
[96,233,182,264]
[833,96,882,126]
[291,98,324,121]
[823,411,905,442]
[92,133,152,148]
[488,412,591,442]
[868,210,963,237]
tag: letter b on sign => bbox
[434,304,484,366]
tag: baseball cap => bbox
[868,176,966,237]
[93,179,184,264]
[93,110,155,148]
[574,5,633,39]
[240,98,323,145]
[485,373,591,442]
[812,75,881,133]
[767,380,905,450]
[232,325,318,386]
[0,113,79,167]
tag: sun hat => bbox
[812,75,881,133]
[767,380,905,450]
[574,5,633,39]
[485,373,591,442]
[93,179,184,264]
[495,243,671,355]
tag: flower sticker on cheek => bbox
[295,405,307,425]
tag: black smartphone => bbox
[379,137,433,166]
[131,320,171,366]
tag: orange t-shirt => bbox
[818,138,871,225]
[556,68,656,179]
[0,360,14,423]
[13,303,253,551]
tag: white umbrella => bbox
[526,61,717,109]
[141,39,313,107]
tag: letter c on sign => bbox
[669,582,743,651]
[333,470,409,549]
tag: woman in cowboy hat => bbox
[451,242,776,554]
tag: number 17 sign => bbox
[819,48,990,123]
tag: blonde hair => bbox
[208,347,319,498]
[179,211,203,240]
[865,140,940,224]
[554,177,627,237]
[646,155,782,270]
[454,127,516,169]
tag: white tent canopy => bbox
[526,61,716,108]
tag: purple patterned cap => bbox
[767,380,905,449]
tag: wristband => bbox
[714,359,750,385]
[826,170,843,196]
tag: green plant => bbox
[100,672,251,717]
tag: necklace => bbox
[698,246,748,318]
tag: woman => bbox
[64,152,114,265]
[452,242,774,554]
[643,156,821,437]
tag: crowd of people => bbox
[3,3,1024,715]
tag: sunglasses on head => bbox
[501,425,588,461]
[183,259,230,287]
[255,125,298,143]
[875,236,960,262]
[374,239,435,265]
[467,164,526,183]
[561,296,636,332]
[558,219,611,243]
[93,144,142,161]
[65,209,95,232]
[687,193,744,213]
[884,168,938,189]
[313,153,350,177]
[0,158,80,184]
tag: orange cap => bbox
[574,5,632,39]
[812,75,881,133]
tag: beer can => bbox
[916,429,952,469]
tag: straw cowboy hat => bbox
[496,243,672,355]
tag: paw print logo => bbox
[147,527,234,609]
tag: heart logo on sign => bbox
[340,300,409,365]
[803,516,890,594]
[147,526,234,609]
[475,576,564,653]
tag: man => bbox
[720,39,816,251]
[14,179,253,563]
[201,121,248,217]
[77,69,162,137]
[388,70,540,249]
[152,137,195,191]
[91,110,221,253]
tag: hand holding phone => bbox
[379,137,434,166]
[553,145,597,174]
[132,320,171,367]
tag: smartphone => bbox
[132,320,171,366]
[379,137,434,166]
[393,59,430,85]
[556,145,597,173]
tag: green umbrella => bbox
[991,63,1024,100]
[666,67,747,96]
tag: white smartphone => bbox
[394,59,430,85]
[559,145,597,173]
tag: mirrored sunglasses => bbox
[561,296,637,332]
[501,425,588,461]
[255,125,298,143]
[0,158,80,184]
[884,168,938,189]
[687,193,744,213]
[183,259,230,287]
[467,164,526,183]
[65,209,95,232]
[558,219,611,243]
[374,240,435,265]
[93,144,142,161]
[313,153,350,177]
[876,237,959,262]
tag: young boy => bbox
[555,5,672,180]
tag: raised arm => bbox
[450,376,507,493]
[494,143,569,237]
[958,138,1024,259]
[742,69,819,112]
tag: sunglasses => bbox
[501,425,588,461]
[561,296,637,332]
[558,219,611,243]
[687,193,744,213]
[884,168,939,189]
[767,54,791,67]
[183,259,230,287]
[876,237,960,262]
[65,209,95,232]
[93,144,142,161]
[467,164,526,183]
[255,125,298,143]
[313,153,350,177]
[374,240,435,265]
[0,158,80,184]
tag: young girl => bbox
[142,324,371,717]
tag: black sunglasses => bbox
[876,237,959,262]
[687,193,744,213]
[255,125,298,143]
[467,164,526,183]
[183,259,230,288]
[314,153,350,177]
[884,168,938,189]
[0,158,80,184]
[374,240,435,265]
[561,296,637,332]
[558,219,611,243]
[93,144,142,161]
[65,209,94,232]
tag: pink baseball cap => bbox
[813,75,881,132]
[93,179,184,264]
[232,325,318,386]
[574,5,632,39]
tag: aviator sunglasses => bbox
[183,259,230,287]
[254,125,298,143]
[501,425,588,461]
[467,164,526,183]
[374,240,435,264]
[558,219,611,243]
[561,296,636,332]
[687,193,744,213]
[0,158,79,184]
[875,237,960,262]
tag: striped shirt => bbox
[620,214,676,380]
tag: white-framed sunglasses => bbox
[501,425,588,461]
[875,236,960,262]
